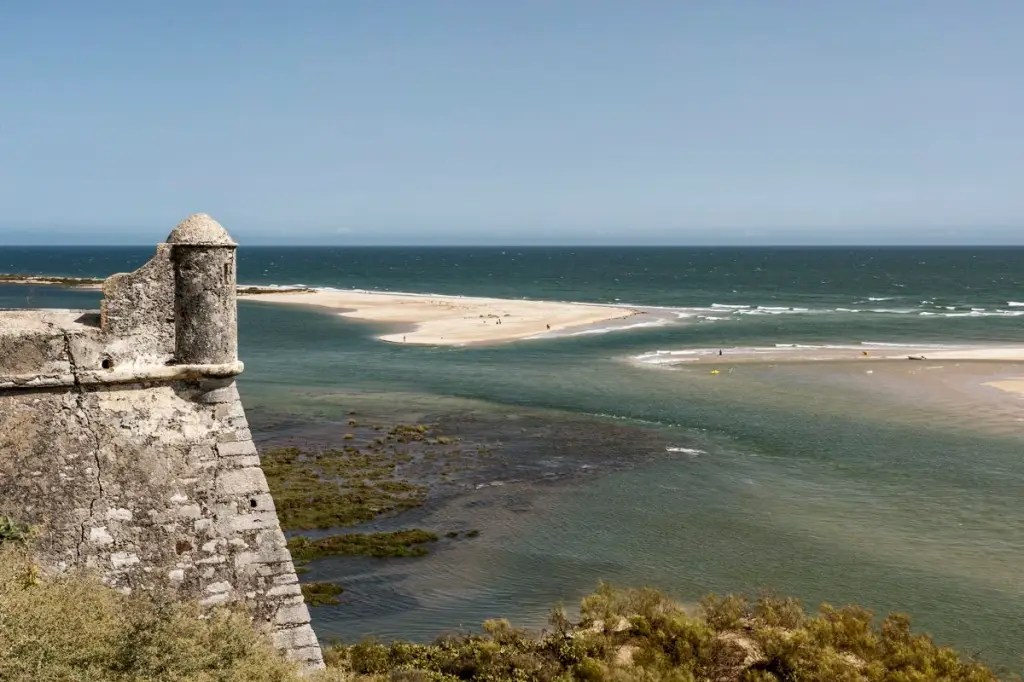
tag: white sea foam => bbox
[867,296,894,301]
[542,317,676,339]
[632,349,702,364]
[859,341,970,349]
[1008,301,1024,307]
[774,343,832,349]
[666,446,706,456]
[739,306,811,315]
[240,282,312,290]
[941,310,1024,318]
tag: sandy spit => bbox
[240,288,653,346]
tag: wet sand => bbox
[634,343,1024,366]
[981,378,1024,399]
[241,288,654,345]
[632,343,1024,434]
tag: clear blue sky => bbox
[1,1,1022,245]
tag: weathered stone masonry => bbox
[0,214,323,669]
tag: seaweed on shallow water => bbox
[289,530,439,561]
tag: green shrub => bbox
[700,594,748,631]
[324,584,1005,682]
[0,516,29,545]
[0,545,314,682]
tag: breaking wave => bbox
[666,446,706,456]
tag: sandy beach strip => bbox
[633,343,1024,366]
[240,288,652,345]
[0,275,103,289]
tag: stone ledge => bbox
[1,362,245,390]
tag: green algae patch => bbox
[262,445,426,531]
[300,581,344,607]
[288,530,439,561]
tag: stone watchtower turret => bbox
[169,213,239,365]
[0,214,323,669]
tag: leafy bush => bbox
[0,516,29,545]
[326,585,1006,682]
[0,545,338,682]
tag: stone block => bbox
[220,454,261,469]
[105,508,133,522]
[216,466,266,495]
[288,645,326,668]
[110,552,140,569]
[228,511,279,533]
[216,440,257,458]
[196,384,239,404]
[273,626,320,650]
[267,582,303,598]
[204,580,232,594]
[89,527,114,546]
[273,602,312,626]
[200,593,231,607]
[214,400,246,420]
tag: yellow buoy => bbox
[710,369,720,375]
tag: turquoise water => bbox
[2,247,1023,671]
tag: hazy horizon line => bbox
[3,243,1024,249]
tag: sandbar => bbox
[633,343,1024,366]
[0,275,102,289]
[240,288,651,346]
[983,378,1024,399]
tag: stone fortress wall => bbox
[0,214,323,669]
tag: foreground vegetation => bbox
[0,528,1007,682]
[330,583,1005,682]
[0,543,323,682]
